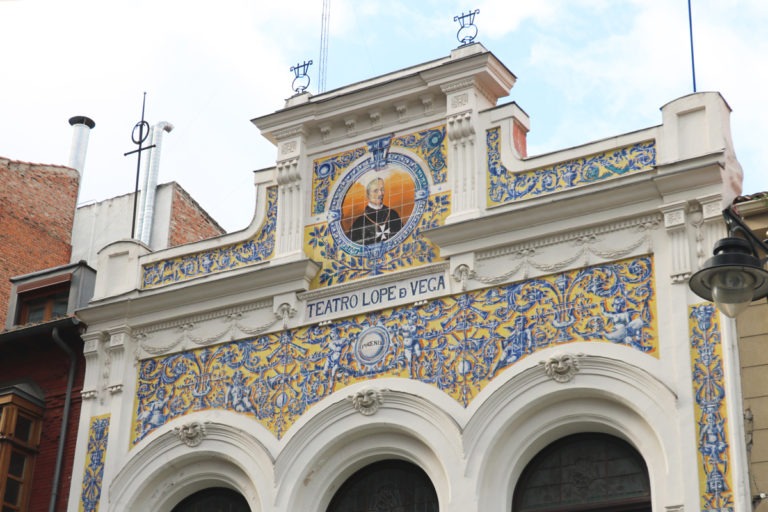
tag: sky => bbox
[1,0,766,232]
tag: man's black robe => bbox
[349,205,402,245]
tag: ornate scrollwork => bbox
[540,352,582,383]
[174,421,208,447]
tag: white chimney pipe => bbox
[67,115,95,177]
[138,121,174,246]
[136,124,155,241]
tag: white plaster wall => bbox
[71,184,174,268]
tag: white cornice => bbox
[426,173,663,257]
[253,47,515,145]
[475,214,660,261]
[78,259,320,328]
[132,299,272,335]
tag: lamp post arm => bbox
[723,206,768,262]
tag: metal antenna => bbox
[319,0,330,93]
[687,0,697,92]
[124,92,156,239]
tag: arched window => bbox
[513,433,651,512]
[327,459,438,512]
[171,487,250,512]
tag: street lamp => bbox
[689,206,768,318]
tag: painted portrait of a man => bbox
[348,177,403,245]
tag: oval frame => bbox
[327,151,429,257]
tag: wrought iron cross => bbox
[124,92,156,239]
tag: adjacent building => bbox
[734,193,768,510]
[71,182,224,268]
[68,43,751,512]
[0,158,81,326]
[0,156,90,512]
[0,120,224,510]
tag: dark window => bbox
[513,433,651,512]
[16,284,69,325]
[171,487,250,512]
[0,394,43,512]
[327,459,439,512]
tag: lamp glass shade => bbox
[710,268,756,318]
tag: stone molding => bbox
[471,219,657,286]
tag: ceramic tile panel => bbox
[487,127,656,206]
[305,127,449,288]
[80,414,110,512]
[689,303,735,512]
[141,186,278,289]
[133,255,657,443]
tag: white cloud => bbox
[1,0,765,232]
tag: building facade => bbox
[70,44,747,511]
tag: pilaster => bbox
[274,127,306,261]
[442,78,481,223]
[660,201,691,284]
[81,330,105,401]
[694,194,726,268]
[106,327,129,395]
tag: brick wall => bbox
[0,158,79,325]
[168,183,225,247]
[0,333,85,512]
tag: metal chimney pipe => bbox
[67,116,95,176]
[138,121,173,246]
[136,124,155,242]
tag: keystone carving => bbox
[540,352,582,383]
[174,421,208,447]
[349,388,386,416]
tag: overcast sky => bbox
[2,0,765,232]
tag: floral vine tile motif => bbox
[80,415,110,512]
[141,186,278,289]
[306,126,449,288]
[133,255,657,443]
[689,303,734,512]
[486,127,656,207]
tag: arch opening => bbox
[326,459,438,512]
[171,487,250,512]
[512,433,651,512]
